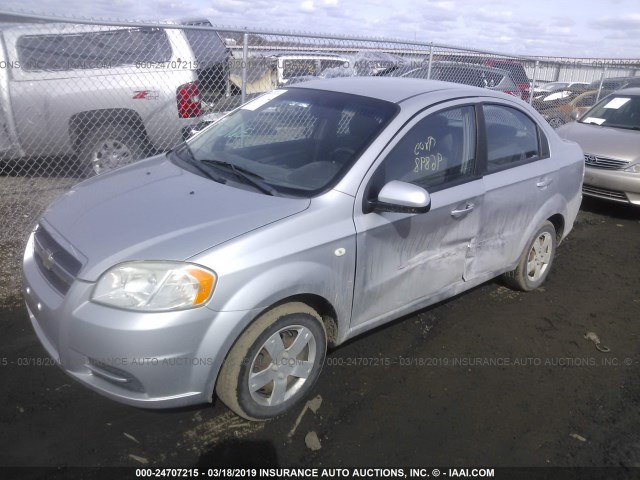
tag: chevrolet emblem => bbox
[41,249,55,271]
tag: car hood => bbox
[557,122,640,163]
[41,155,310,281]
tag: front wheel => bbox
[503,221,557,291]
[216,302,327,420]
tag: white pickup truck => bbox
[0,20,228,175]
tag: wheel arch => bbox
[508,193,567,271]
[546,212,565,243]
[69,109,149,151]
[206,292,341,405]
[210,296,336,417]
[265,294,339,348]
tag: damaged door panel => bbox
[352,104,482,327]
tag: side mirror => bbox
[369,180,431,214]
[570,109,581,121]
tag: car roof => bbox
[614,87,640,95]
[394,62,511,78]
[259,51,349,59]
[431,61,511,75]
[288,76,496,104]
[590,76,640,87]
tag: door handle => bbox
[451,203,475,218]
[536,178,553,189]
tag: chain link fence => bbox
[0,11,639,303]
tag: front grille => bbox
[33,225,82,295]
[584,153,629,170]
[583,185,628,202]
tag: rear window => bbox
[433,67,484,87]
[181,22,228,67]
[488,61,528,84]
[17,28,172,71]
[282,59,318,79]
[439,67,505,88]
[279,58,346,80]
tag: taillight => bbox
[504,90,522,99]
[177,82,201,118]
[518,83,530,101]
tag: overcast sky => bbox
[1,0,638,58]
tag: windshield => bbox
[176,88,397,196]
[579,95,640,129]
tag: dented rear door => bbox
[465,102,554,279]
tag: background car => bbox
[539,89,605,128]
[532,84,592,111]
[385,62,523,98]
[532,81,589,98]
[484,59,530,101]
[557,88,640,205]
[0,20,229,175]
[594,76,640,91]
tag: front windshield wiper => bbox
[200,159,278,196]
[173,143,227,184]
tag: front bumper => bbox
[23,233,260,408]
[583,166,640,205]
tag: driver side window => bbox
[376,105,477,191]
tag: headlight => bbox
[92,261,216,311]
[624,163,640,173]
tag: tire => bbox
[78,125,144,177]
[503,221,557,291]
[216,302,327,420]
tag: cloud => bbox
[300,0,315,12]
[0,0,638,57]
[474,7,513,21]
[591,13,640,31]
[549,16,575,28]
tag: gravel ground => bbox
[1,174,78,307]
[0,197,639,479]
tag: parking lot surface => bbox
[1,198,639,477]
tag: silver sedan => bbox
[23,77,584,420]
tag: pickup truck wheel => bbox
[216,302,326,420]
[503,221,556,291]
[79,125,144,176]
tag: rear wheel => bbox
[503,221,557,291]
[216,302,327,420]
[78,125,144,176]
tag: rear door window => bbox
[484,105,543,172]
